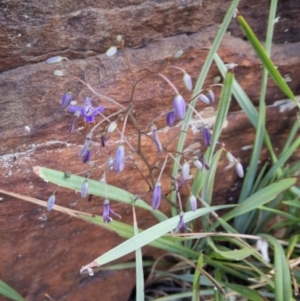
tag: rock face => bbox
[0,1,300,301]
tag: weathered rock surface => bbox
[0,1,300,301]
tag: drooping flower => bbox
[174,211,191,233]
[173,50,183,59]
[61,92,73,109]
[203,127,211,147]
[198,94,210,104]
[114,144,125,173]
[151,125,163,153]
[106,46,117,57]
[174,94,186,120]
[47,194,55,211]
[107,121,118,133]
[152,182,162,210]
[68,97,106,123]
[189,194,197,212]
[53,70,64,76]
[256,239,270,263]
[102,199,121,223]
[206,90,215,103]
[101,135,107,147]
[193,159,203,170]
[166,111,176,127]
[79,136,91,157]
[181,162,190,181]
[82,147,91,163]
[46,56,64,64]
[81,180,89,198]
[235,162,244,178]
[183,73,193,91]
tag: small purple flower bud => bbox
[81,180,89,198]
[203,127,211,147]
[183,73,193,91]
[107,121,118,133]
[166,111,176,127]
[151,125,163,153]
[173,50,183,58]
[198,94,210,104]
[206,90,215,103]
[174,94,186,120]
[189,194,197,211]
[114,144,125,173]
[47,194,55,211]
[226,151,235,163]
[193,160,203,170]
[106,46,117,57]
[152,182,162,210]
[101,135,107,147]
[82,148,91,163]
[68,116,78,135]
[175,211,191,233]
[79,137,91,157]
[46,56,64,64]
[61,92,72,109]
[213,76,221,84]
[182,162,190,180]
[103,199,121,223]
[53,70,64,77]
[235,162,244,178]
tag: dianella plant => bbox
[2,0,300,300]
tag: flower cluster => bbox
[45,43,245,244]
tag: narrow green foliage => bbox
[0,281,27,301]
[133,206,144,301]
[237,14,298,106]
[89,205,234,267]
[35,167,167,222]
[261,234,292,300]
[222,282,265,301]
[192,253,203,301]
[207,237,255,260]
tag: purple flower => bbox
[189,194,197,211]
[203,127,211,147]
[175,212,191,233]
[101,135,107,147]
[82,148,91,163]
[183,73,193,91]
[69,97,106,123]
[174,94,186,120]
[114,144,125,173]
[152,182,162,210]
[152,125,163,153]
[47,194,55,211]
[61,92,73,109]
[198,94,210,104]
[68,115,78,135]
[81,180,89,198]
[235,162,244,178]
[102,199,121,223]
[181,162,190,181]
[193,159,203,170]
[79,137,91,157]
[207,90,215,103]
[46,56,64,64]
[166,111,176,127]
